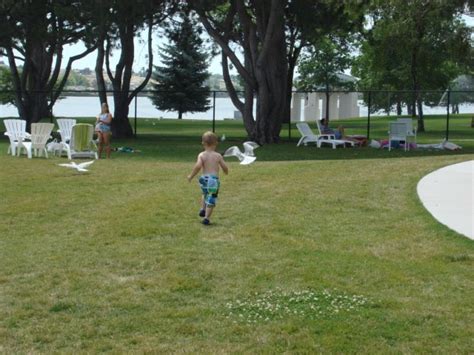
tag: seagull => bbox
[223,141,259,165]
[242,141,259,156]
[58,161,95,172]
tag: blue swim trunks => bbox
[199,174,220,207]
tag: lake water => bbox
[1,96,472,120]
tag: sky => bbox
[62,32,225,75]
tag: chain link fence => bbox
[1,89,473,144]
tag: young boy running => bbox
[187,131,229,225]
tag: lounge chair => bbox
[314,120,355,149]
[61,123,98,160]
[17,123,54,159]
[3,119,30,156]
[296,122,339,147]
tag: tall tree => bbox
[0,0,97,128]
[95,0,172,138]
[151,13,210,119]
[353,0,472,131]
[0,66,14,105]
[193,0,288,144]
[192,1,365,142]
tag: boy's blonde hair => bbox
[202,131,218,146]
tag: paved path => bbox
[417,160,473,240]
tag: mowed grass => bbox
[0,118,473,353]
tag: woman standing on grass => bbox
[95,102,112,159]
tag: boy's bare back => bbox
[187,131,228,183]
[199,150,227,176]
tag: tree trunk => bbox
[178,110,183,119]
[111,91,133,137]
[416,98,425,132]
[284,44,301,125]
[253,25,288,144]
[196,0,287,144]
[107,26,134,138]
[95,36,108,105]
[396,101,402,115]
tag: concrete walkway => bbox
[417,160,473,240]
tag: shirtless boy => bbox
[187,131,229,225]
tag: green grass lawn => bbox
[0,117,473,352]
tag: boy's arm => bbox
[187,154,203,182]
[219,155,229,175]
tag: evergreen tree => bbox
[151,14,210,119]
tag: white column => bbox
[320,94,327,119]
[303,93,319,121]
[338,93,352,119]
[290,93,302,122]
[329,93,339,120]
[314,93,322,121]
[350,92,360,117]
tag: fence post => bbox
[367,91,371,140]
[288,93,292,141]
[50,91,54,123]
[445,88,450,141]
[212,91,216,133]
[134,95,137,137]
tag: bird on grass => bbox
[58,161,95,172]
[223,141,259,165]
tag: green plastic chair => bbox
[62,123,98,160]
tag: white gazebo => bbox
[290,73,360,122]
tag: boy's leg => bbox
[199,196,206,217]
[205,206,214,220]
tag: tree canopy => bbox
[151,13,211,119]
[352,0,472,130]
[0,0,97,127]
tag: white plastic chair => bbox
[57,118,76,144]
[61,123,98,160]
[388,122,409,151]
[17,123,54,159]
[3,119,30,156]
[296,122,353,149]
[296,122,320,146]
[397,118,417,143]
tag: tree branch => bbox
[5,47,27,120]
[197,9,255,87]
[258,0,284,65]
[129,16,154,104]
[105,36,115,83]
[51,44,98,106]
[221,52,245,112]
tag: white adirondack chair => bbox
[397,118,417,144]
[17,123,54,159]
[57,118,76,144]
[388,122,409,151]
[61,123,98,160]
[3,119,30,156]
